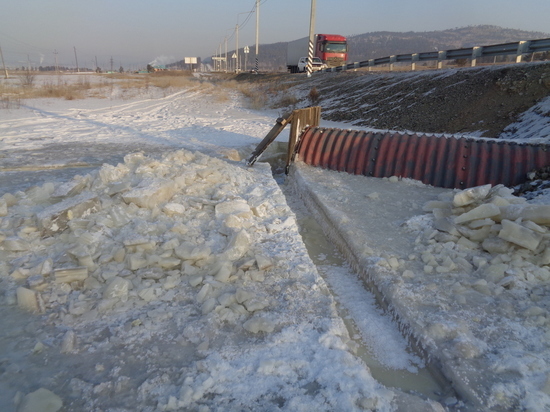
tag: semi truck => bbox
[286,34,348,73]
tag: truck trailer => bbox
[286,34,348,73]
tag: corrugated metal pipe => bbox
[295,127,550,189]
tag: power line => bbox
[0,29,46,52]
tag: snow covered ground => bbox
[0,73,549,411]
[1,74,447,412]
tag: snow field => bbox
[0,149,403,411]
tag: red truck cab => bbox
[315,34,348,67]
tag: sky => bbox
[0,0,548,70]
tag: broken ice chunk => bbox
[215,199,252,219]
[121,178,176,209]
[255,255,274,271]
[61,330,76,353]
[243,298,269,312]
[54,267,88,283]
[223,230,251,261]
[103,277,131,301]
[202,298,217,314]
[457,225,491,242]
[218,293,236,307]
[163,203,186,216]
[37,191,101,237]
[16,287,40,312]
[469,218,496,229]
[174,244,211,262]
[213,261,233,283]
[3,237,29,251]
[498,219,543,251]
[454,203,500,224]
[243,316,275,333]
[457,236,479,249]
[248,196,270,217]
[538,248,550,266]
[52,177,89,198]
[522,220,547,234]
[434,218,460,236]
[482,237,511,254]
[452,184,492,207]
[196,284,212,303]
[138,287,157,302]
[222,215,242,233]
[17,388,63,412]
[128,254,148,271]
[236,288,253,304]
[500,204,550,225]
[0,200,7,216]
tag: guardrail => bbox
[318,37,550,73]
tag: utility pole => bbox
[95,56,99,72]
[235,24,239,73]
[54,49,59,73]
[0,45,9,78]
[255,0,260,73]
[306,0,317,77]
[74,46,79,72]
[225,36,228,72]
[110,56,114,73]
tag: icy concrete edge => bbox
[288,163,485,411]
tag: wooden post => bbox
[286,106,321,173]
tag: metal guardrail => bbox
[318,37,550,73]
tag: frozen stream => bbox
[277,173,449,402]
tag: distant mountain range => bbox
[196,25,549,71]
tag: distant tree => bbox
[119,66,124,73]
[96,67,102,73]
[308,86,320,105]
[147,64,154,73]
[19,70,36,87]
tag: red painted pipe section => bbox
[296,127,550,189]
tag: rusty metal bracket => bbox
[246,113,293,167]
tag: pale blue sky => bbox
[0,0,548,70]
